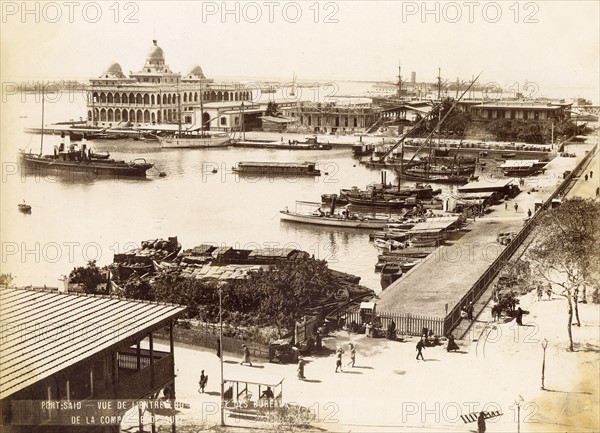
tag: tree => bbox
[266,101,281,117]
[0,273,15,286]
[123,276,154,301]
[527,198,600,351]
[69,260,106,294]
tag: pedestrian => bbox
[590,171,593,179]
[240,344,253,366]
[596,186,600,198]
[546,284,552,300]
[537,286,543,301]
[416,337,426,360]
[477,411,486,433]
[514,202,519,212]
[198,370,208,393]
[585,174,588,181]
[491,303,500,322]
[297,357,306,380]
[505,201,508,210]
[466,302,474,321]
[347,343,356,367]
[515,307,524,326]
[315,330,322,352]
[387,320,396,340]
[527,209,532,218]
[447,334,459,352]
[335,347,344,372]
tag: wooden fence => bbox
[343,307,445,337]
[154,323,271,360]
[443,144,598,335]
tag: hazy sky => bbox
[1,1,599,100]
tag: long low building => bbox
[0,287,186,433]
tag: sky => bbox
[1,1,599,101]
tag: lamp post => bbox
[515,395,524,433]
[541,338,548,390]
[219,283,225,426]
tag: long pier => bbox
[375,140,597,335]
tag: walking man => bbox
[466,302,474,321]
[537,286,543,301]
[514,202,519,212]
[416,337,426,360]
[546,284,553,300]
[240,344,253,366]
[335,347,344,372]
[347,343,356,367]
[198,370,208,393]
[477,411,486,433]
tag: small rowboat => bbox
[90,151,110,159]
[18,202,32,213]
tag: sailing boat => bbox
[290,73,297,96]
[378,73,482,184]
[19,87,154,177]
[159,85,230,149]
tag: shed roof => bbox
[0,287,185,400]
[458,178,514,192]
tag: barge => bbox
[233,161,321,176]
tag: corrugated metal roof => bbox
[0,287,185,400]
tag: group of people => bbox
[334,343,357,372]
[536,284,553,301]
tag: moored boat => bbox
[159,132,230,149]
[19,150,154,177]
[233,161,321,176]
[352,142,375,157]
[279,207,397,229]
[18,201,31,213]
[380,263,403,289]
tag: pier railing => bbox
[344,307,444,337]
[443,143,598,335]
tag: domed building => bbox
[87,40,253,128]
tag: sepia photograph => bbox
[1,1,599,432]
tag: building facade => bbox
[470,101,572,122]
[87,40,253,128]
[288,101,380,134]
[0,287,186,433]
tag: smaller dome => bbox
[188,65,206,78]
[105,62,123,74]
[101,62,125,78]
[147,39,165,62]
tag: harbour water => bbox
[2,88,465,291]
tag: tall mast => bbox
[241,101,245,140]
[40,84,45,156]
[437,68,442,101]
[177,85,181,136]
[91,83,95,126]
[397,59,402,100]
[200,84,204,134]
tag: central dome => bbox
[147,40,165,62]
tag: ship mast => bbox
[177,85,182,137]
[397,59,402,100]
[437,68,442,101]
[40,84,45,156]
[200,84,204,135]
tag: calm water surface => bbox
[1,91,465,292]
